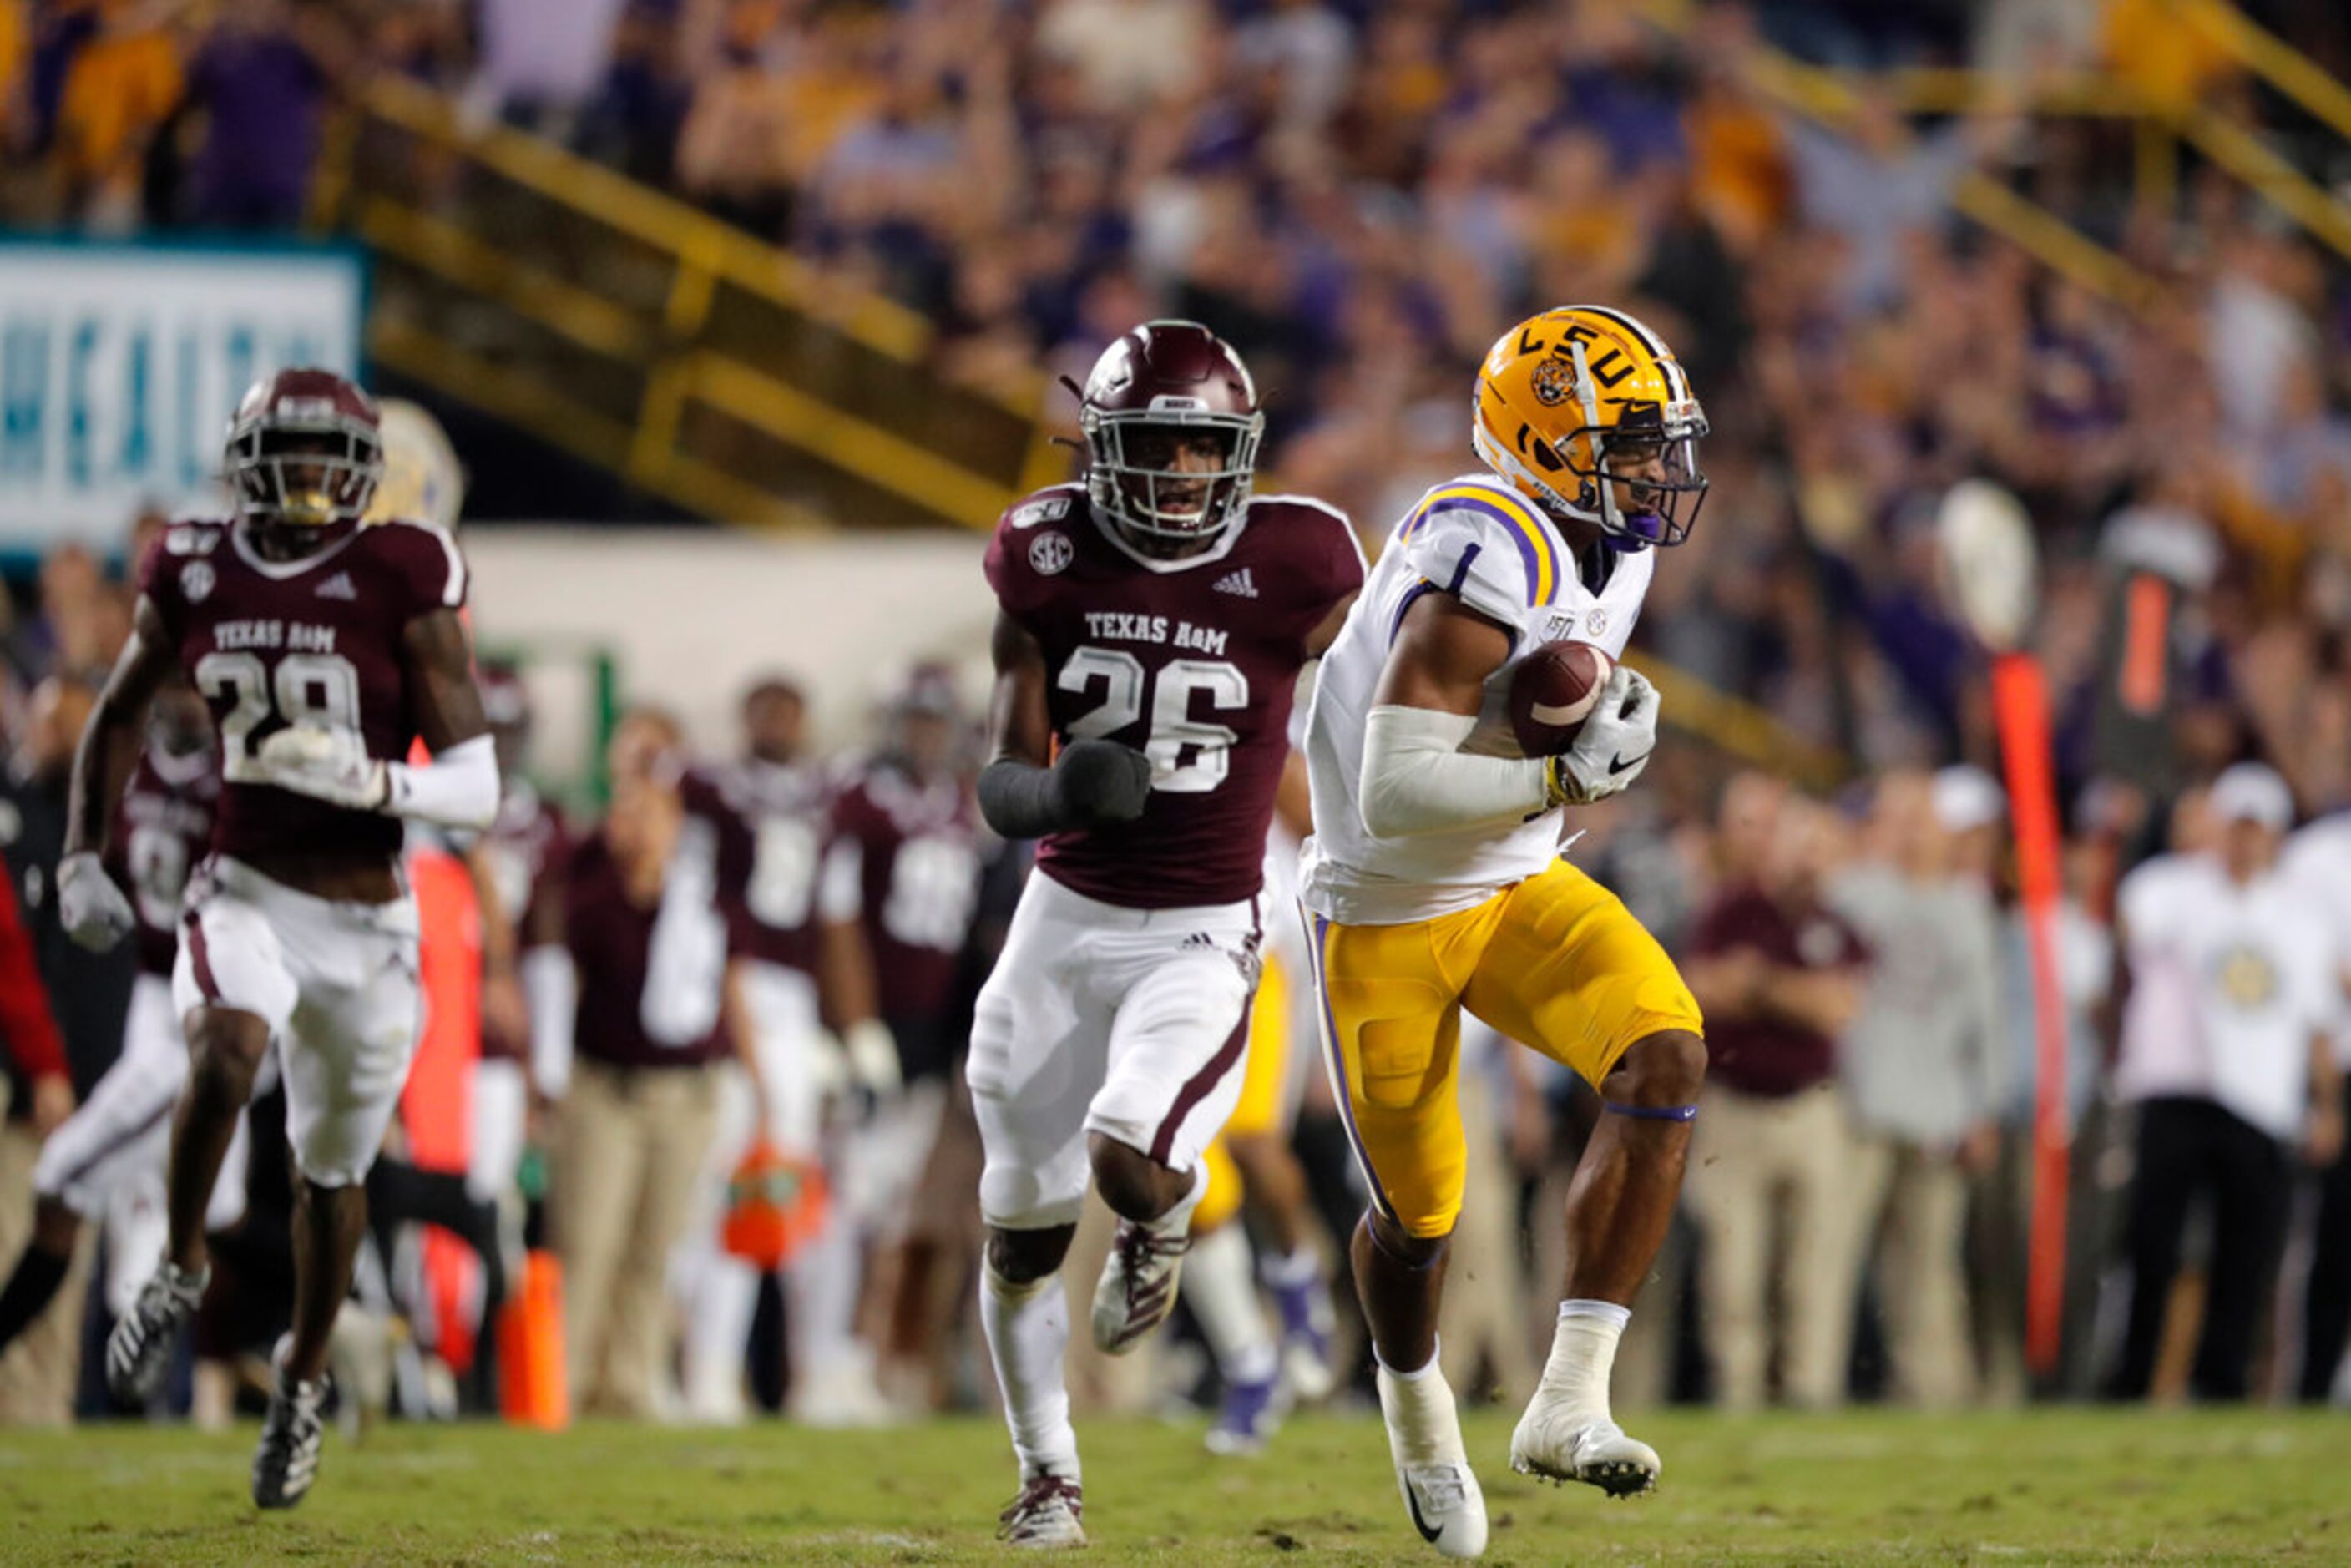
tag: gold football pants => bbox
[1304,860,1702,1238]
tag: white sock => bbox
[1538,1300,1629,1423]
[981,1260,1079,1482]
[1374,1347,1464,1464]
[1260,1245,1321,1290]
[1140,1164,1207,1239]
[1184,1226,1278,1387]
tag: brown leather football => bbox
[1509,641,1613,756]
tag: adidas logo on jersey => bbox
[315,572,357,601]
[1212,568,1259,598]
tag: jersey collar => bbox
[229,517,363,581]
[1086,498,1251,575]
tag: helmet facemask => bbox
[229,407,382,529]
[1084,407,1263,558]
[1575,406,1709,548]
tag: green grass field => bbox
[2,1406,2345,1565]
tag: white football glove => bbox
[842,1018,903,1097]
[1545,665,1661,807]
[58,851,136,952]
[230,725,390,812]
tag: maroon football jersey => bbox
[827,760,981,1019]
[700,761,829,976]
[139,518,468,863]
[111,742,221,976]
[563,831,729,1069]
[983,485,1363,908]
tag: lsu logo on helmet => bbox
[1472,306,1709,548]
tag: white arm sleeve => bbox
[523,944,577,1100]
[384,733,500,830]
[1359,705,1550,839]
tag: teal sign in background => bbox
[0,239,367,549]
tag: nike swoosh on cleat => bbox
[1607,750,1651,776]
[1405,1481,1443,1545]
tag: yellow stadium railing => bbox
[320,75,1050,534]
[2166,0,2351,264]
[1634,657,1851,792]
[2177,0,2351,144]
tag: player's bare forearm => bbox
[403,609,490,753]
[64,597,175,857]
[1273,749,1313,838]
[723,961,766,1102]
[977,608,1150,837]
[817,916,880,1033]
[1373,590,1512,716]
[467,843,518,979]
[985,609,1052,770]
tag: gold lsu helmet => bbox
[1471,306,1708,548]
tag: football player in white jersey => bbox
[1298,307,1710,1558]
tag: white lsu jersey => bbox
[1299,473,1654,925]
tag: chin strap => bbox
[1602,1102,1699,1121]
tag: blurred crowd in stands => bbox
[3,0,2351,1425]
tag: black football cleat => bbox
[105,1261,206,1407]
[252,1358,329,1510]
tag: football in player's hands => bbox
[256,725,358,771]
[1509,641,1615,756]
[1054,737,1154,827]
[243,724,389,810]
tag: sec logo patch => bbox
[1029,531,1074,575]
[182,560,215,603]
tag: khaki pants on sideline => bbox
[554,1060,720,1419]
[1683,1082,1856,1410]
[1851,1135,1975,1407]
[0,1115,97,1425]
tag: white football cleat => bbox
[1509,1396,1661,1498]
[1090,1220,1189,1355]
[1377,1364,1488,1560]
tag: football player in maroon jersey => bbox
[972,321,1363,1545]
[0,686,231,1363]
[58,369,497,1509]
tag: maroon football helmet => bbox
[1078,321,1264,555]
[225,367,383,529]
